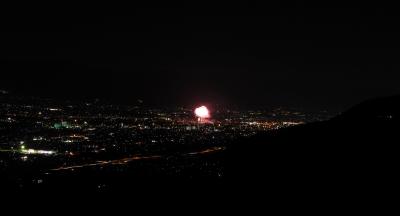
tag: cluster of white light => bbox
[63,140,74,143]
[48,108,61,111]
[22,149,56,155]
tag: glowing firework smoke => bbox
[194,106,210,119]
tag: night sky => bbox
[1,3,400,110]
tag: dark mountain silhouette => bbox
[225,95,400,195]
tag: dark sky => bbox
[1,3,400,110]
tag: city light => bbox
[0,97,326,189]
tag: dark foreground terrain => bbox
[226,95,400,197]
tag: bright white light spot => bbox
[195,106,210,118]
[21,149,56,155]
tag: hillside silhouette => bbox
[226,95,400,193]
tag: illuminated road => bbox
[184,147,224,156]
[51,146,225,171]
